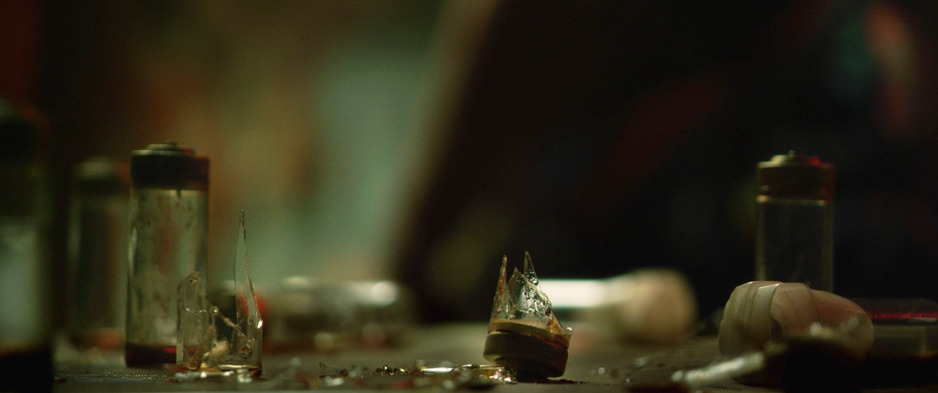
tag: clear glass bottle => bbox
[755,151,835,292]
[66,158,129,350]
[125,142,208,367]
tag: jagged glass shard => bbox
[488,252,571,340]
[489,256,510,320]
[233,210,262,367]
[177,272,212,371]
[176,211,262,378]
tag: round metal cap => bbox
[757,151,834,201]
[131,142,208,189]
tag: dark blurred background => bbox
[2,0,938,325]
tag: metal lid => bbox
[757,151,834,200]
[131,142,208,189]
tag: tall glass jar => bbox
[755,151,835,292]
[125,142,208,367]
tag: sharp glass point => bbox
[522,251,537,285]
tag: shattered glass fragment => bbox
[484,252,572,380]
[176,210,263,379]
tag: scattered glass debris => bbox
[484,252,572,380]
[171,368,254,383]
[291,361,513,389]
[176,211,263,379]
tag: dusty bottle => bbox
[125,142,208,367]
[755,151,834,292]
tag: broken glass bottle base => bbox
[484,320,569,380]
[484,252,571,380]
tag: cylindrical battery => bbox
[67,158,129,350]
[0,100,53,392]
[755,151,834,292]
[125,142,208,367]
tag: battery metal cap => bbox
[131,142,208,190]
[757,151,834,201]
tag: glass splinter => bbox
[177,272,212,371]
[234,210,262,367]
[176,210,263,379]
[484,252,571,380]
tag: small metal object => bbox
[483,319,569,380]
[125,142,208,367]
[755,151,835,291]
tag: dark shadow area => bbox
[395,0,938,321]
